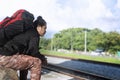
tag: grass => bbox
[41,49,120,64]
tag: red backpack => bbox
[0,9,34,46]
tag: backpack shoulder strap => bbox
[0,17,11,28]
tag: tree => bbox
[104,31,120,54]
[41,27,120,55]
[40,37,51,50]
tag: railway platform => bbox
[18,69,75,80]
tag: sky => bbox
[0,0,120,38]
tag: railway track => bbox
[43,63,111,80]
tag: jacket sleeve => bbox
[26,37,46,61]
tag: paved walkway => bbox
[41,69,74,80]
[18,70,74,80]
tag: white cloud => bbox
[0,0,120,36]
[47,0,113,32]
[116,0,120,8]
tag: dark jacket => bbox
[0,28,45,61]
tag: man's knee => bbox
[33,57,42,66]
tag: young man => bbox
[0,16,47,80]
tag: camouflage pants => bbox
[0,54,42,80]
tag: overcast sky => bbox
[0,0,120,37]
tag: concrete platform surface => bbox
[18,69,75,80]
[41,69,74,80]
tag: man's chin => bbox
[40,34,44,37]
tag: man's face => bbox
[37,25,47,36]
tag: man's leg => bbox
[30,57,41,80]
[0,54,42,80]
[20,70,28,80]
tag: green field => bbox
[41,49,120,64]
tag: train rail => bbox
[42,65,86,80]
[43,63,111,80]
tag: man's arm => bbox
[26,37,47,64]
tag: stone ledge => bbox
[0,67,18,80]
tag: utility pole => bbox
[84,30,87,53]
[51,36,53,51]
[70,29,73,52]
[71,33,73,52]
